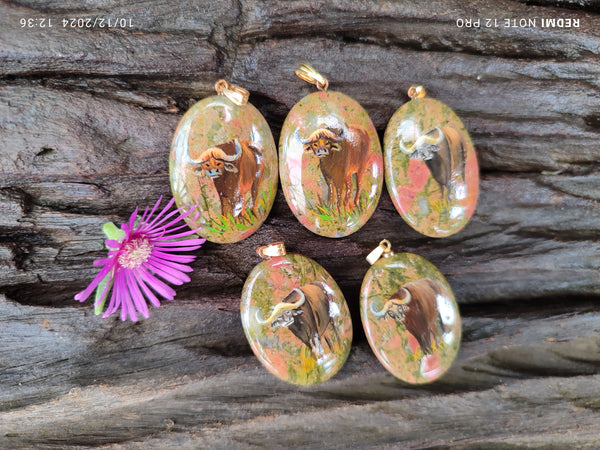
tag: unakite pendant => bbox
[170,80,278,243]
[241,242,353,385]
[383,86,479,238]
[279,64,383,238]
[360,240,461,384]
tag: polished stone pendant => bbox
[360,240,461,384]
[279,63,383,238]
[169,80,278,243]
[241,242,352,385]
[383,86,479,238]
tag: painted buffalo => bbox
[187,140,264,217]
[399,125,466,205]
[255,282,338,361]
[297,125,372,210]
[370,278,445,355]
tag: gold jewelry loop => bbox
[366,239,394,265]
[215,79,249,106]
[295,63,329,91]
[408,85,426,100]
[256,242,287,259]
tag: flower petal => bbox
[153,238,206,247]
[93,270,114,315]
[105,239,123,250]
[113,272,135,322]
[153,246,204,255]
[128,206,139,232]
[119,272,141,321]
[137,266,177,300]
[93,257,115,267]
[149,254,194,273]
[145,259,190,285]
[142,197,178,232]
[137,205,151,226]
[147,209,200,236]
[145,223,199,239]
[125,270,150,319]
[74,262,114,303]
[161,216,199,233]
[132,268,161,307]
[152,251,196,264]
[102,273,122,318]
[150,228,204,241]
[138,196,163,229]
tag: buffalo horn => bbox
[255,288,306,325]
[421,126,444,145]
[295,128,311,145]
[369,288,411,317]
[330,127,344,141]
[221,139,243,162]
[399,126,444,155]
[398,137,416,155]
[185,148,205,166]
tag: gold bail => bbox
[256,242,287,259]
[366,239,393,265]
[408,85,426,100]
[215,79,249,106]
[295,63,329,91]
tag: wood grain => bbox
[1,0,599,446]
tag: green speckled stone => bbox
[241,253,352,385]
[170,95,277,243]
[279,91,383,238]
[360,252,461,384]
[384,97,479,238]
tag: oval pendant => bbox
[241,242,352,385]
[360,240,461,384]
[279,65,383,238]
[383,86,479,238]
[169,80,278,243]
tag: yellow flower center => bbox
[118,237,153,269]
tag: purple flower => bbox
[75,197,205,322]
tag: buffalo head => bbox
[398,126,444,161]
[296,127,345,158]
[370,287,411,320]
[255,287,306,329]
[186,139,243,178]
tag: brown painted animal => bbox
[297,125,374,209]
[255,282,338,360]
[370,278,443,355]
[399,125,466,204]
[186,140,264,217]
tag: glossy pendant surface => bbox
[241,247,352,385]
[361,248,461,384]
[280,90,383,237]
[170,92,277,244]
[383,94,479,237]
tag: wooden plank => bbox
[0,295,599,446]
[0,85,598,303]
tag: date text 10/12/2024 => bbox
[457,17,580,29]
[19,17,134,29]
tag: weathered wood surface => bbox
[0,0,599,447]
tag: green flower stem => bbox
[94,272,113,316]
[92,221,125,315]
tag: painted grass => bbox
[312,193,371,225]
[202,184,274,235]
